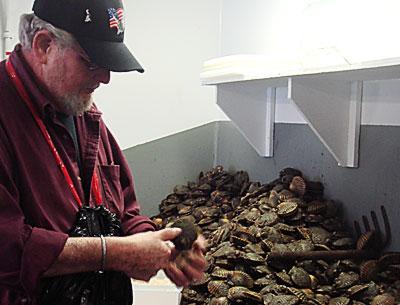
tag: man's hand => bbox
[44,228,205,284]
[164,235,207,287]
[106,228,183,281]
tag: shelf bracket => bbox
[217,81,276,157]
[288,76,362,167]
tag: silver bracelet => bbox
[99,235,106,274]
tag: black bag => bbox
[38,206,133,305]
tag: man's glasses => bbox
[76,50,102,71]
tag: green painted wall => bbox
[123,123,216,217]
[123,121,400,250]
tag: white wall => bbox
[4,0,400,149]
[96,0,224,149]
[220,0,400,126]
[1,0,224,149]
[221,0,400,63]
[1,0,33,58]
[221,0,315,60]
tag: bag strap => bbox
[6,59,103,208]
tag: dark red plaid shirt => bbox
[0,46,155,304]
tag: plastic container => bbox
[131,271,182,305]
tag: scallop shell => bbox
[242,252,264,265]
[190,272,211,287]
[260,239,274,252]
[359,260,379,282]
[171,218,199,250]
[230,234,250,248]
[245,208,261,224]
[227,286,263,303]
[289,266,312,288]
[286,197,307,208]
[307,200,327,215]
[273,183,285,192]
[253,264,274,277]
[163,193,181,204]
[227,271,254,288]
[197,217,215,226]
[332,237,355,249]
[256,211,279,227]
[277,201,299,218]
[297,227,313,240]
[209,297,229,305]
[334,272,360,290]
[181,288,205,303]
[254,277,275,288]
[232,225,258,243]
[281,174,294,186]
[152,217,164,229]
[214,259,231,269]
[177,204,192,215]
[346,284,369,298]
[231,196,241,209]
[279,167,303,178]
[274,222,298,234]
[265,294,300,305]
[286,287,309,302]
[244,243,265,256]
[210,190,230,203]
[309,226,331,245]
[356,230,380,250]
[173,184,190,196]
[203,207,220,218]
[329,297,351,305]
[309,274,319,289]
[315,293,331,305]
[289,176,306,196]
[160,204,177,215]
[207,280,230,297]
[371,294,396,305]
[275,271,293,286]
[268,190,280,207]
[211,267,231,279]
[278,189,296,202]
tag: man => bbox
[0,0,206,304]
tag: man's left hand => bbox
[164,235,207,287]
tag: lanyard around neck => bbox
[5,59,102,208]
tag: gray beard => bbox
[57,94,94,116]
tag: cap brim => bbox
[76,37,144,73]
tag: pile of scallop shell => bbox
[152,166,399,305]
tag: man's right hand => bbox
[106,228,182,281]
[43,228,182,281]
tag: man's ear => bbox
[31,30,54,64]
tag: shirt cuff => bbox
[123,215,156,235]
[20,227,68,297]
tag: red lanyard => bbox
[5,59,102,208]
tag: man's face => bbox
[42,43,110,115]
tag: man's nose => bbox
[95,68,111,84]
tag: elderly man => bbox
[0,0,206,304]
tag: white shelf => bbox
[201,55,400,167]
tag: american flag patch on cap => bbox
[108,8,124,34]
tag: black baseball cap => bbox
[32,0,144,73]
